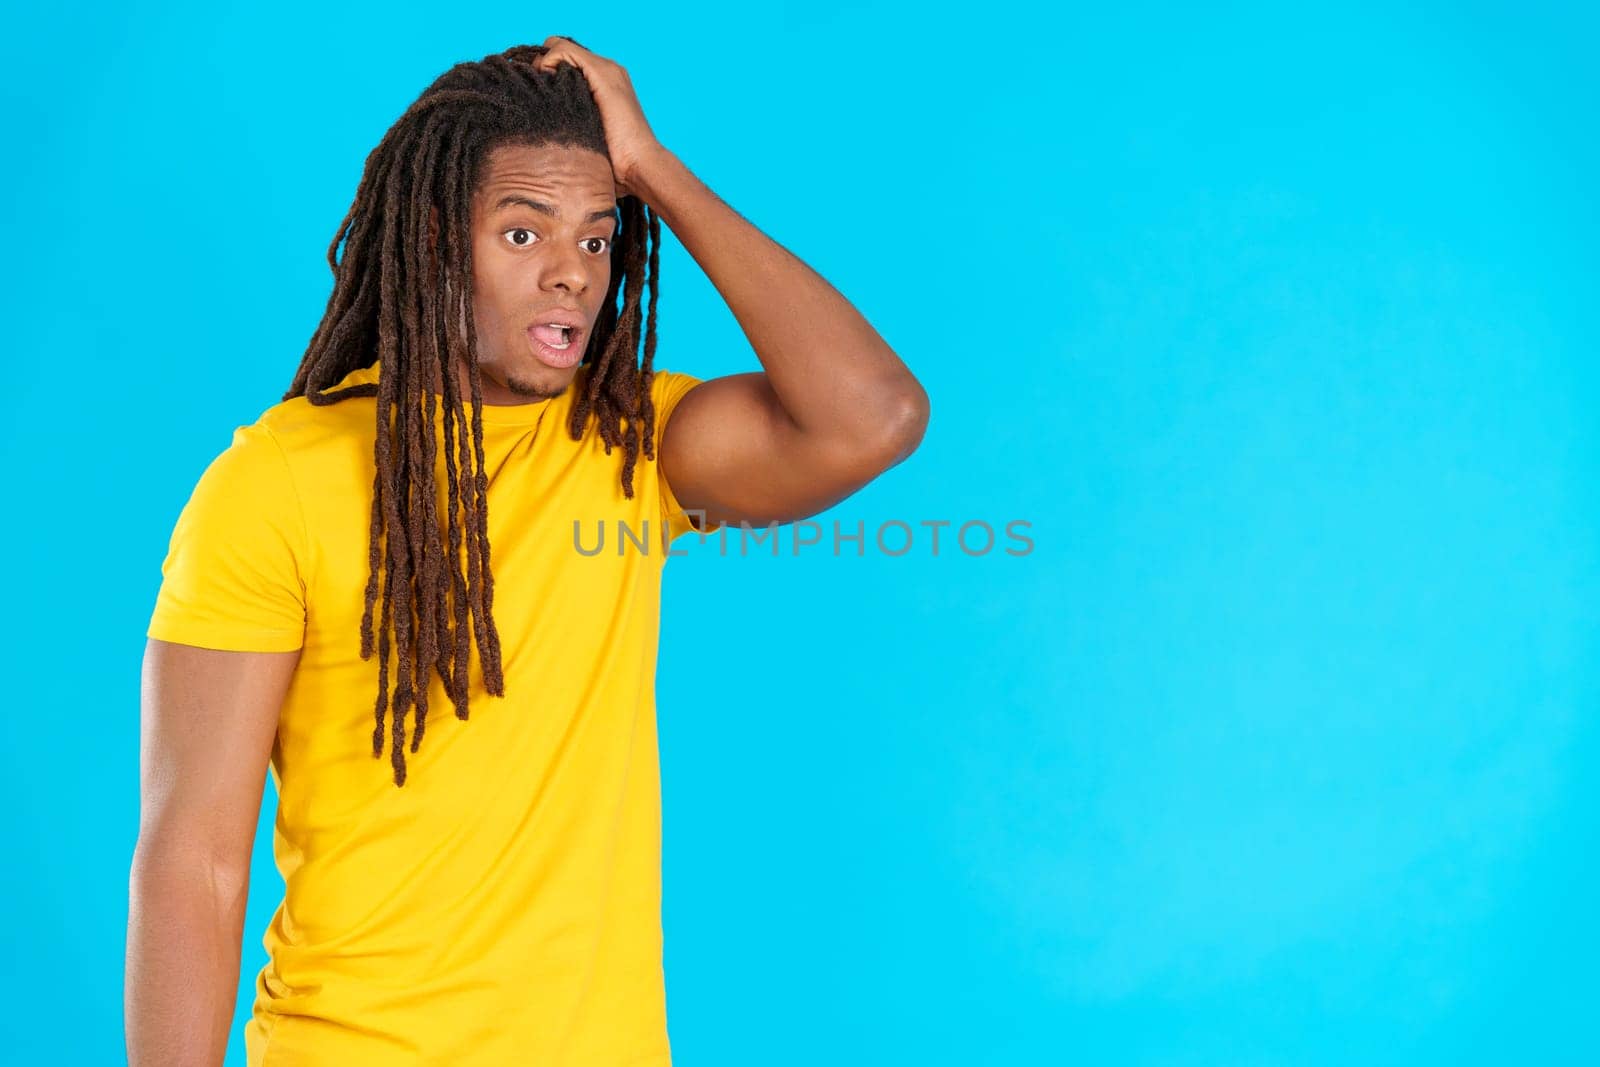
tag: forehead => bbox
[475,142,616,202]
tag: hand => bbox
[531,36,662,199]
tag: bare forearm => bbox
[630,145,926,444]
[126,843,248,1067]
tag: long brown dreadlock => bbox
[282,43,666,788]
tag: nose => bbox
[538,237,589,295]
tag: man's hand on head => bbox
[530,36,664,199]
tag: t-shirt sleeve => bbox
[146,422,309,652]
[651,369,719,544]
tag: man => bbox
[126,37,927,1066]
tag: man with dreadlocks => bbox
[127,37,926,1067]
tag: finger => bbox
[536,40,582,72]
[534,45,569,72]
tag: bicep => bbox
[659,372,888,529]
[135,638,299,879]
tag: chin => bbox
[504,365,574,401]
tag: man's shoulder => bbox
[250,384,373,459]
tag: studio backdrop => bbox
[3,2,1596,1064]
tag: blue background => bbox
[4,1,1596,1063]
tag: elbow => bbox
[811,374,930,476]
[874,381,930,467]
[130,828,252,908]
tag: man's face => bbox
[461,142,618,404]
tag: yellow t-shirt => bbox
[146,358,706,1065]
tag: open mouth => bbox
[530,323,575,350]
[526,322,585,368]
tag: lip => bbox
[527,307,586,331]
[526,322,586,369]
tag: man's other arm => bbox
[125,639,298,1067]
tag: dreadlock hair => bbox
[283,42,666,788]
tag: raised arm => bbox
[125,639,298,1067]
[640,147,930,529]
[534,39,931,530]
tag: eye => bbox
[502,228,539,247]
[582,236,612,254]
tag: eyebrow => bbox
[492,195,619,225]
